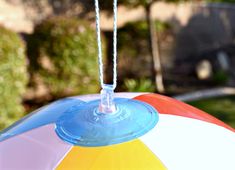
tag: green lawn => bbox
[188,96,235,128]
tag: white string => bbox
[94,0,104,88]
[94,0,118,90]
[112,0,118,89]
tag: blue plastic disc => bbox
[55,98,159,147]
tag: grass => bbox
[188,95,235,128]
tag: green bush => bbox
[212,70,229,85]
[188,96,235,128]
[28,17,103,98]
[0,26,28,130]
[124,78,155,92]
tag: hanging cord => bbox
[94,0,118,90]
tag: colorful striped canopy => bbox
[0,93,235,170]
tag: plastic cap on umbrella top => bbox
[54,79,159,146]
[55,97,159,147]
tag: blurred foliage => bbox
[28,16,103,98]
[0,26,28,130]
[208,0,235,3]
[188,96,235,128]
[212,70,229,85]
[117,20,170,82]
[124,78,155,92]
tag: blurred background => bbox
[1,0,235,130]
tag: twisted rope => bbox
[94,0,118,90]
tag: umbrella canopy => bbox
[0,93,235,170]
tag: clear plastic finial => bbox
[98,84,116,114]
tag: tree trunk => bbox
[146,3,165,93]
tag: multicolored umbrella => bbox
[1,0,235,169]
[1,93,235,170]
